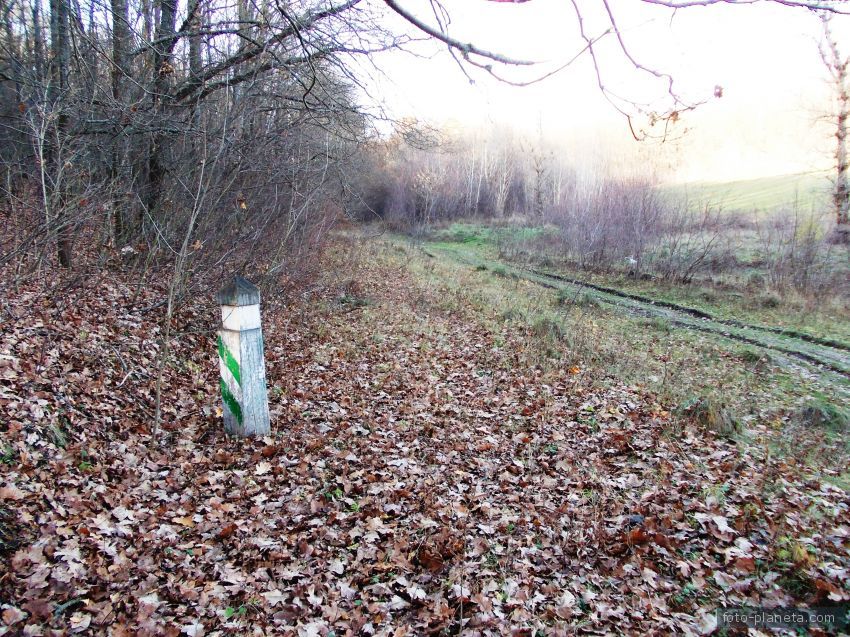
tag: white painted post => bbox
[216,276,270,437]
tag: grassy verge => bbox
[557,269,850,346]
[381,234,850,480]
[430,221,850,346]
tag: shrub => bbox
[739,348,769,365]
[680,396,740,438]
[747,272,766,288]
[794,399,850,431]
[555,288,570,305]
[490,264,509,278]
[557,290,599,308]
[500,308,523,323]
[531,316,565,342]
[699,288,718,303]
[643,316,672,333]
[757,292,783,308]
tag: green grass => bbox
[427,219,850,346]
[597,273,850,346]
[396,239,846,413]
[433,222,496,246]
[664,171,832,214]
[432,222,550,247]
[388,238,850,477]
[414,220,850,441]
[794,398,850,432]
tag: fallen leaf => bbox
[262,589,286,607]
[217,524,237,539]
[0,485,25,501]
[172,516,195,528]
[2,607,26,625]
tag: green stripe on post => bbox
[218,334,241,386]
[220,378,244,425]
[217,276,270,438]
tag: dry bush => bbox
[0,0,398,314]
[648,205,732,283]
[366,127,849,308]
[360,129,532,231]
[546,176,667,272]
[1,70,365,306]
[681,396,741,438]
[753,210,847,296]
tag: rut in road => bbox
[428,244,850,381]
[526,268,850,378]
[527,268,850,352]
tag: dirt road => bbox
[428,243,850,385]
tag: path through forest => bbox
[1,239,848,635]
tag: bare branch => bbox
[383,0,534,66]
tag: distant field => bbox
[666,171,833,214]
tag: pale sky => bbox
[359,0,849,183]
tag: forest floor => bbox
[1,233,849,636]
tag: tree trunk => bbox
[820,14,850,240]
[142,0,177,222]
[835,88,849,228]
[32,0,46,82]
[2,4,23,105]
[111,0,132,244]
[188,0,202,82]
[49,0,73,268]
[187,0,203,136]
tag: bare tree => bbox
[47,0,73,266]
[820,11,850,239]
[2,0,848,276]
[110,0,132,243]
[1,0,406,277]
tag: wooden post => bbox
[216,276,270,437]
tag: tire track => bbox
[429,245,850,380]
[527,268,849,352]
